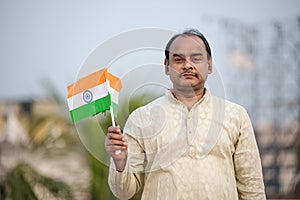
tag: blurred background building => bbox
[221,17,300,196]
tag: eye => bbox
[174,57,184,63]
[192,56,203,63]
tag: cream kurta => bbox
[109,90,266,200]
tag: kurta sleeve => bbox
[108,112,146,200]
[233,107,266,200]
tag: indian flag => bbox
[67,68,122,123]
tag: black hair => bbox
[164,28,212,61]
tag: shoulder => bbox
[210,96,250,125]
[211,96,247,113]
[125,95,168,127]
[130,95,168,117]
[124,95,168,138]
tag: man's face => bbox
[164,35,212,91]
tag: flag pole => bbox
[110,105,121,155]
[110,105,116,127]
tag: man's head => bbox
[165,29,212,62]
[164,29,213,91]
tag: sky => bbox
[1,0,300,100]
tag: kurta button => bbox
[189,146,196,157]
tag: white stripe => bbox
[67,82,119,111]
[107,80,120,104]
[67,82,108,110]
[109,87,119,104]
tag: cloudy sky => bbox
[1,0,299,100]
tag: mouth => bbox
[179,72,198,78]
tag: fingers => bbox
[108,125,121,134]
[105,126,128,156]
[106,136,127,147]
[107,132,123,141]
[107,126,127,143]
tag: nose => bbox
[183,59,194,70]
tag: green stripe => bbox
[70,94,113,122]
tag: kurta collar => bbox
[165,88,211,106]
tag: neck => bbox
[171,87,205,110]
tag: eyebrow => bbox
[190,53,204,57]
[172,53,184,57]
[172,53,203,57]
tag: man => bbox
[105,29,266,199]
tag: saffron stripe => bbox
[107,72,122,92]
[67,68,107,98]
[67,68,122,98]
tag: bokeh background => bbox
[0,0,300,199]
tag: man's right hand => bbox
[105,125,128,172]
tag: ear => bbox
[208,58,212,74]
[164,59,170,75]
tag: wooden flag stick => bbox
[110,105,116,127]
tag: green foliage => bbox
[6,164,38,200]
[88,153,116,200]
[3,163,72,200]
[77,113,116,200]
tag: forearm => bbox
[234,107,266,199]
[235,149,266,199]
[108,161,142,199]
[113,156,127,172]
[108,135,144,199]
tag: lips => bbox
[180,72,198,78]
